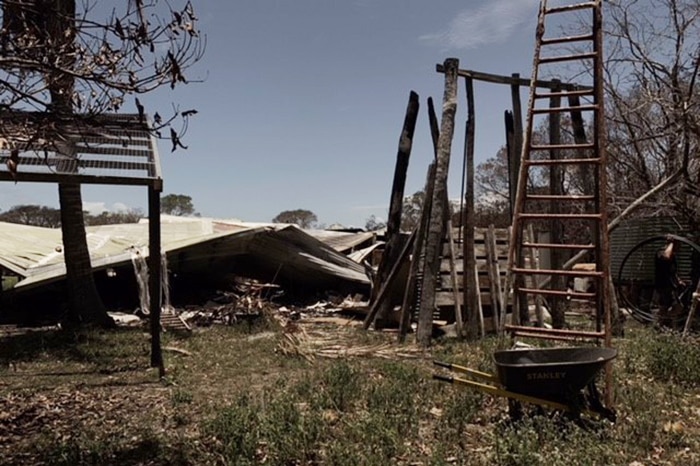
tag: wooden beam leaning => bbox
[371,91,420,329]
[417,58,459,347]
[447,221,463,336]
[510,73,525,217]
[363,231,417,330]
[463,77,479,339]
[398,162,436,341]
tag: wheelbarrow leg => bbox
[585,382,616,422]
[508,399,523,421]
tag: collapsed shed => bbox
[0,216,371,323]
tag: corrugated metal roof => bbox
[0,217,370,291]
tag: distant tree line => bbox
[0,194,198,228]
[0,204,142,227]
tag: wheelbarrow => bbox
[433,346,617,421]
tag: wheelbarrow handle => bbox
[433,360,453,370]
[433,360,499,383]
[432,373,454,384]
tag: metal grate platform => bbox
[0,112,162,187]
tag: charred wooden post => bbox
[371,91,419,329]
[549,80,565,329]
[400,97,444,341]
[148,186,165,377]
[492,226,508,333]
[504,111,516,218]
[463,77,479,339]
[398,162,436,341]
[510,73,529,326]
[447,223,463,335]
[509,73,524,217]
[417,58,459,347]
[485,225,501,333]
[398,96,440,340]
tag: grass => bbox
[0,318,698,465]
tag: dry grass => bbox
[0,316,699,465]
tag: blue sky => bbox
[0,0,559,228]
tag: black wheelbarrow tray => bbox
[433,346,617,419]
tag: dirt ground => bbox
[1,313,699,465]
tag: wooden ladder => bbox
[507,0,611,346]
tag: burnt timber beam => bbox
[435,65,593,91]
[371,90,419,329]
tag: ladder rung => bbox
[541,33,595,46]
[517,287,596,299]
[545,2,597,14]
[522,242,596,250]
[524,194,596,201]
[506,325,605,339]
[539,52,598,64]
[531,143,595,151]
[533,104,598,114]
[512,267,603,278]
[525,158,601,166]
[517,213,603,220]
[535,88,594,99]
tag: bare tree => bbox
[0,0,204,326]
[602,0,700,228]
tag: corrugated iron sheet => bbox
[0,216,370,292]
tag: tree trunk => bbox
[59,183,114,327]
[47,0,113,328]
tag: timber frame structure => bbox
[370,2,614,404]
[0,111,164,370]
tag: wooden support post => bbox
[402,96,444,339]
[485,225,501,333]
[463,76,479,339]
[148,186,164,378]
[510,73,528,326]
[427,94,463,335]
[398,162,436,341]
[417,58,459,347]
[447,222,463,336]
[549,80,565,329]
[475,261,485,337]
[488,225,507,334]
[398,96,439,341]
[372,91,420,329]
[501,227,513,331]
[509,73,524,217]
[526,224,545,327]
